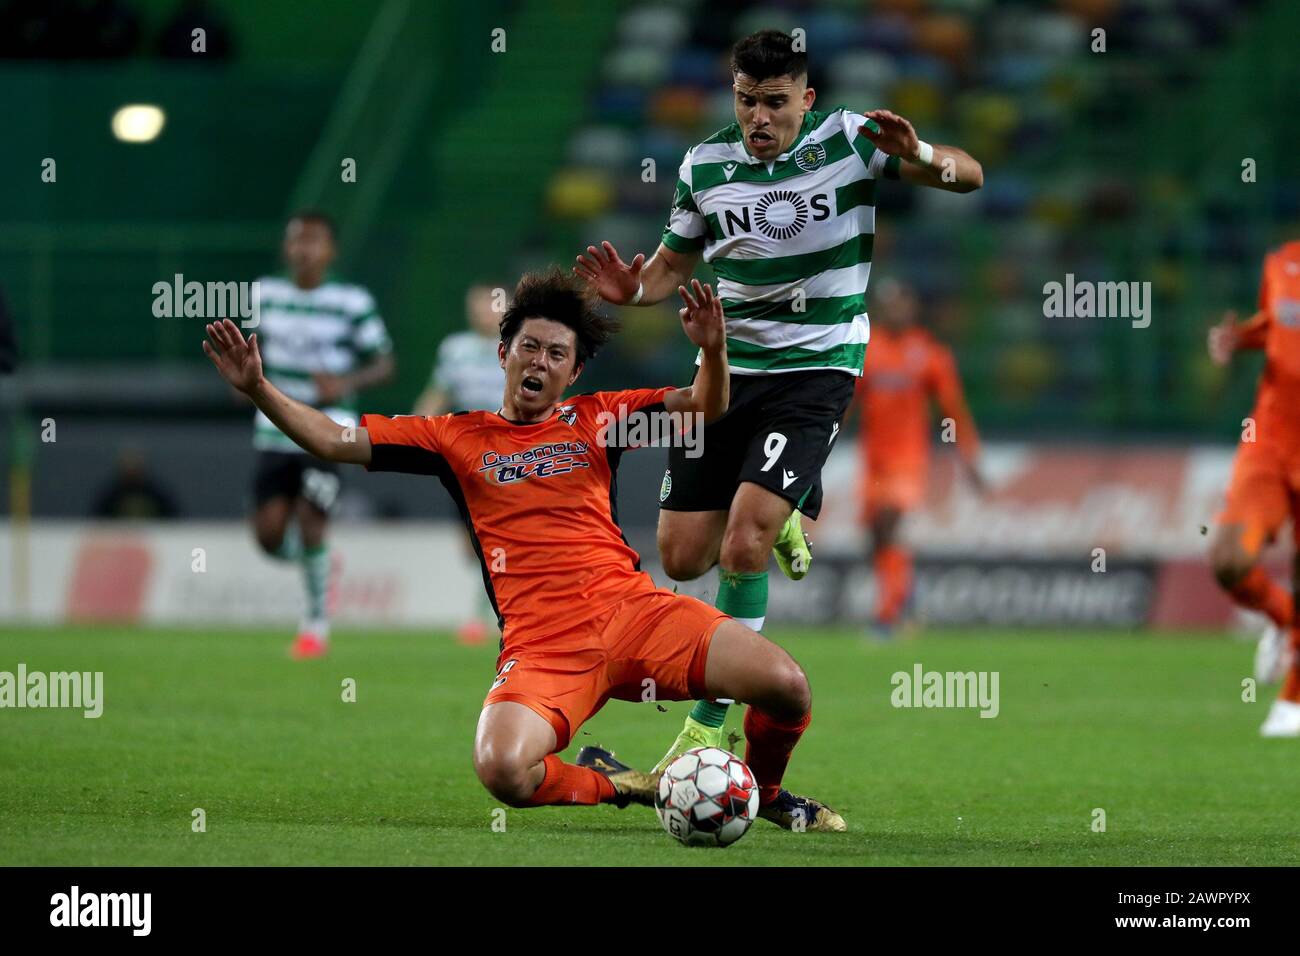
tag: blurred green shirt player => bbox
[249,211,394,659]
[414,284,507,417]
[413,282,508,646]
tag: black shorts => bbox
[659,368,855,519]
[252,451,341,514]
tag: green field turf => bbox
[2,625,1298,866]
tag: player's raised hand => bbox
[1208,310,1238,367]
[203,319,264,394]
[677,279,725,353]
[573,241,645,305]
[861,109,922,160]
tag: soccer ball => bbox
[655,747,759,847]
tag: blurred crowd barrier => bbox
[2,441,1283,631]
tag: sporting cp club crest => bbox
[660,469,672,503]
[794,141,827,171]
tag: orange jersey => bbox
[1241,240,1300,447]
[856,325,980,468]
[361,387,673,646]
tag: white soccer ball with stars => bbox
[655,746,760,847]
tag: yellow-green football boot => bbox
[651,716,723,776]
[772,510,813,580]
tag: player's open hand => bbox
[573,241,645,305]
[678,279,725,353]
[203,319,264,395]
[861,109,922,160]
[1208,310,1238,367]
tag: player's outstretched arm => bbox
[1208,310,1240,366]
[574,240,700,307]
[1209,309,1269,365]
[664,279,728,424]
[202,319,372,465]
[862,109,983,193]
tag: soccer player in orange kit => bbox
[855,279,984,635]
[201,268,845,829]
[1207,239,1300,736]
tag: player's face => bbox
[733,72,814,161]
[499,318,581,420]
[283,219,336,285]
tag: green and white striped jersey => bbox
[252,274,393,452]
[662,107,901,376]
[429,331,505,412]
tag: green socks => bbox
[274,523,302,562]
[302,544,332,623]
[717,568,768,631]
[688,699,729,729]
[695,568,770,721]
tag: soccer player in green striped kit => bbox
[250,211,394,658]
[575,30,982,783]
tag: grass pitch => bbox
[2,625,1297,866]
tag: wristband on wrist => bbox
[629,281,645,305]
[914,140,934,166]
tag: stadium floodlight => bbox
[110,104,166,143]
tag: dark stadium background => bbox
[2,0,1297,629]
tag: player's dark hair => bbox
[499,267,620,371]
[731,30,807,82]
[287,209,338,240]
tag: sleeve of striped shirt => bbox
[843,109,902,181]
[351,290,393,359]
[660,148,708,254]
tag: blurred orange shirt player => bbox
[1209,239,1300,731]
[854,280,983,632]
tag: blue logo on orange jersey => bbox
[478,441,591,484]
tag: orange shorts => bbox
[1217,440,1300,556]
[860,464,926,522]
[484,585,727,751]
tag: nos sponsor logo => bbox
[720,190,831,240]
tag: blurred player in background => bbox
[250,211,394,659]
[413,283,506,417]
[855,278,983,636]
[576,29,983,771]
[413,282,507,645]
[1207,238,1300,735]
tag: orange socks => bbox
[525,754,615,806]
[743,707,811,806]
[1228,567,1294,629]
[874,545,913,624]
